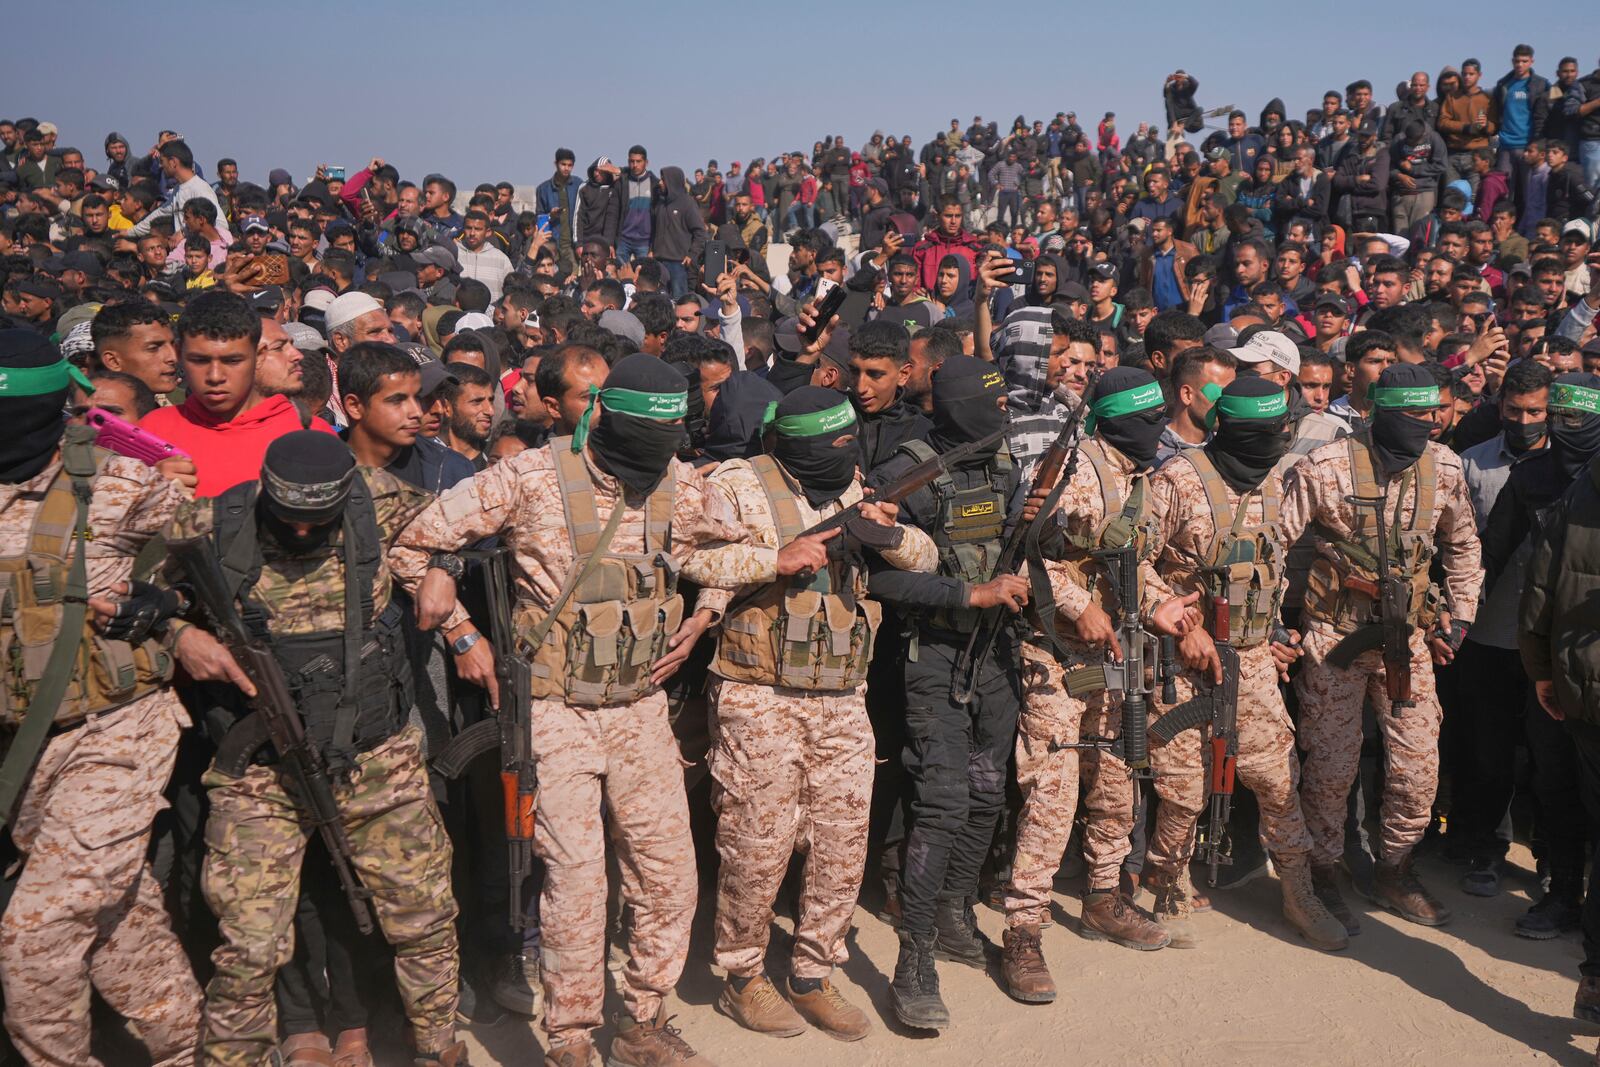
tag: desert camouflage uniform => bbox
[1002,442,1164,927]
[1141,457,1312,873]
[389,445,756,1051]
[688,460,937,978]
[1281,439,1482,866]
[163,468,461,1066]
[0,454,200,1067]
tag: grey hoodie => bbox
[650,165,708,261]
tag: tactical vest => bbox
[897,440,1010,634]
[711,457,881,691]
[1303,431,1441,633]
[1054,438,1156,615]
[1169,450,1286,648]
[0,443,172,732]
[524,439,684,706]
[212,473,411,766]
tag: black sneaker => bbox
[1516,891,1583,940]
[490,952,542,1017]
[1460,859,1501,898]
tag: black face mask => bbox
[261,509,339,554]
[1370,409,1434,476]
[1551,415,1600,481]
[589,410,685,495]
[1206,418,1292,494]
[1099,409,1166,471]
[1503,419,1547,454]
[0,389,68,484]
[775,435,858,508]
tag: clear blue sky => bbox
[7,1,1598,191]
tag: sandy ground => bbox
[456,841,1597,1067]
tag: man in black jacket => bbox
[846,320,931,474]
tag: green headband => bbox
[1551,383,1600,416]
[0,359,93,398]
[769,398,857,438]
[1203,384,1289,430]
[571,384,689,452]
[1084,380,1165,436]
[1369,385,1442,411]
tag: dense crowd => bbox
[1,41,1600,1067]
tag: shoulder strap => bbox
[553,442,602,556]
[332,473,379,763]
[1180,449,1238,562]
[751,456,808,545]
[1412,448,1437,534]
[526,503,627,654]
[1081,438,1126,525]
[643,466,675,555]
[1347,431,1380,543]
[0,430,97,827]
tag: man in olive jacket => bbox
[1519,450,1600,1026]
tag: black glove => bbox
[98,580,186,644]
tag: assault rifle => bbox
[431,547,536,931]
[1325,494,1414,713]
[952,385,1093,705]
[171,536,375,935]
[1149,639,1242,886]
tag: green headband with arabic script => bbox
[1200,381,1289,430]
[571,385,689,452]
[762,398,858,438]
[0,358,92,397]
[1369,385,1442,411]
[1551,382,1600,416]
[1083,379,1165,436]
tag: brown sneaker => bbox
[1374,856,1451,927]
[1311,864,1361,936]
[1145,869,1199,949]
[1002,924,1057,1003]
[1575,977,1600,1025]
[283,1032,335,1066]
[332,1029,374,1067]
[411,1041,469,1067]
[544,1040,596,1067]
[1078,891,1170,951]
[715,975,806,1038]
[610,1007,713,1065]
[785,978,871,1041]
[1276,857,1350,952]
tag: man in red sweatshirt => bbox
[912,195,984,292]
[141,291,333,498]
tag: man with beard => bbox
[688,387,937,1042]
[159,430,467,1066]
[0,331,202,1067]
[864,356,1031,1031]
[1283,363,1483,932]
[998,367,1206,1003]
[438,362,496,469]
[392,354,808,1067]
[1478,373,1600,939]
[1140,377,1351,952]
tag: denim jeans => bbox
[656,258,688,299]
[616,238,651,265]
[1583,140,1600,191]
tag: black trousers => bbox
[1445,641,1528,862]
[1528,700,1589,884]
[276,837,384,1036]
[1563,720,1600,975]
[899,633,1021,937]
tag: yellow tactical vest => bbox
[1303,432,1441,634]
[523,439,684,706]
[1168,450,1286,648]
[711,456,881,691]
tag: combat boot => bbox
[1143,869,1199,949]
[785,977,872,1041]
[1001,924,1056,1004]
[932,896,992,969]
[1276,856,1349,951]
[890,931,950,1030]
[714,975,806,1038]
[545,1040,597,1067]
[412,1041,469,1067]
[1575,977,1600,1025]
[608,1007,713,1065]
[1311,864,1360,936]
[1078,890,1171,950]
[1374,855,1451,927]
[1517,874,1584,940]
[491,952,543,1017]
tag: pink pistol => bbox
[86,408,188,465]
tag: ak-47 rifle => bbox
[431,547,536,931]
[1325,494,1414,713]
[951,384,1093,705]
[171,536,375,935]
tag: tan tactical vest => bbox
[1168,450,1286,648]
[1303,432,1440,634]
[0,449,172,731]
[711,457,881,691]
[523,440,684,706]
[1054,438,1154,615]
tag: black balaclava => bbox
[1548,373,1600,481]
[770,386,860,507]
[574,353,690,495]
[703,371,783,463]
[1368,363,1439,476]
[765,349,815,395]
[0,329,90,484]
[929,355,1007,467]
[1203,376,1293,493]
[1085,366,1166,471]
[260,430,358,553]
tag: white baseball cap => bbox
[1228,330,1300,374]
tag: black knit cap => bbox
[260,430,357,524]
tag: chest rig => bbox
[1171,450,1286,648]
[898,439,1010,634]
